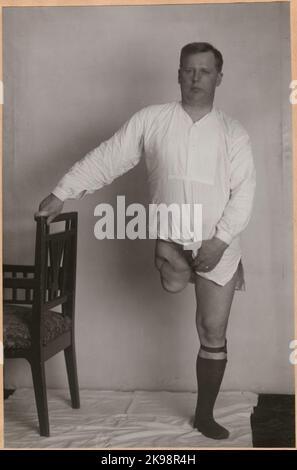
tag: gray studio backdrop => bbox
[3,3,294,393]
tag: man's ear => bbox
[216,72,223,87]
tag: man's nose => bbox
[192,71,201,82]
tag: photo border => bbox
[0,0,296,451]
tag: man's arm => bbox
[214,129,256,245]
[36,109,146,221]
[193,126,256,272]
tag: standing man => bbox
[36,43,256,440]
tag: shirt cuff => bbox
[51,187,70,202]
[215,228,233,246]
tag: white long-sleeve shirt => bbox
[52,101,256,285]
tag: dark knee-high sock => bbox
[194,342,229,440]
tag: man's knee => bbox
[161,277,188,294]
[155,240,190,273]
[197,317,226,344]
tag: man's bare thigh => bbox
[195,266,239,333]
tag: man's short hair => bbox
[179,42,223,72]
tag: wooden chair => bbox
[3,212,80,436]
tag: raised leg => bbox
[64,344,80,409]
[155,239,192,293]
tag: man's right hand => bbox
[35,193,64,224]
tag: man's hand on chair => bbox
[35,193,64,224]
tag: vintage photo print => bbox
[1,0,296,450]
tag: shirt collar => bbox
[177,101,216,125]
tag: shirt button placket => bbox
[187,125,197,175]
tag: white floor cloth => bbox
[4,389,258,448]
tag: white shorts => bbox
[183,236,245,289]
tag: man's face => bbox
[178,51,223,106]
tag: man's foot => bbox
[194,417,229,440]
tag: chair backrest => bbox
[3,213,77,310]
[34,212,78,315]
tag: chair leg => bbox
[64,344,80,409]
[30,360,50,437]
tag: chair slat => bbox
[3,264,35,274]
[4,278,37,289]
[43,294,69,310]
[45,230,76,243]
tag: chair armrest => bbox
[3,264,35,274]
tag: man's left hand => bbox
[191,237,229,272]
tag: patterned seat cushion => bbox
[4,304,72,350]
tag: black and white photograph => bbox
[2,1,295,449]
